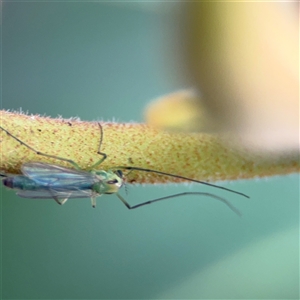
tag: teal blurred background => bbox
[1,2,299,299]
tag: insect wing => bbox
[22,162,98,186]
[16,188,94,199]
[19,162,100,199]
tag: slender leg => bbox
[88,122,107,170]
[53,197,69,205]
[1,123,108,171]
[116,192,242,216]
[0,125,82,170]
[91,197,97,208]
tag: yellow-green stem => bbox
[0,110,298,183]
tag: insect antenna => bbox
[96,123,247,200]
[113,166,249,199]
[116,192,242,216]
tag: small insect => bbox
[0,124,249,215]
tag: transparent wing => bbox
[21,162,98,186]
[16,188,95,199]
[18,162,100,200]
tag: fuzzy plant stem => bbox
[0,110,299,184]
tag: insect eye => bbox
[107,179,118,184]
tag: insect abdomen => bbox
[3,176,39,190]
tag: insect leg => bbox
[88,122,107,170]
[0,125,82,170]
[91,197,97,208]
[116,192,242,216]
[53,197,69,205]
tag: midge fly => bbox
[0,124,249,215]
